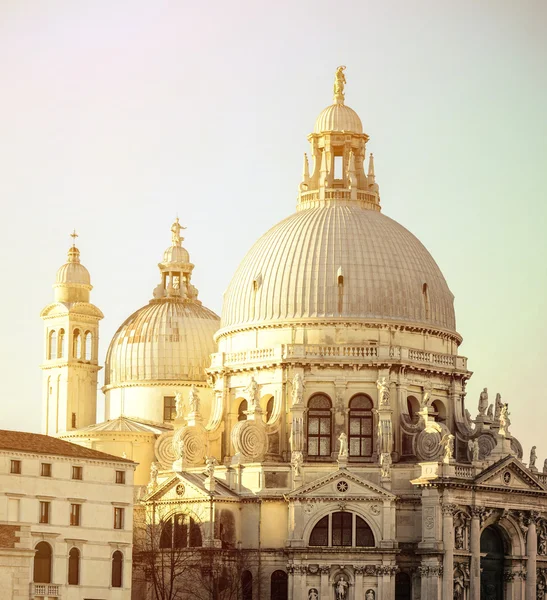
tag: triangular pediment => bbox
[287,469,396,501]
[143,472,239,503]
[475,456,546,492]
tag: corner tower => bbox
[40,233,103,435]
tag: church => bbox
[40,67,547,600]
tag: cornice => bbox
[215,318,463,346]
[102,380,210,393]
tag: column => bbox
[320,565,330,599]
[526,514,538,600]
[469,509,481,600]
[300,566,308,600]
[287,566,294,600]
[442,504,456,599]
[354,567,364,599]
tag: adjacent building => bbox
[0,430,135,600]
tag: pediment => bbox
[475,456,546,492]
[143,472,239,503]
[287,469,396,501]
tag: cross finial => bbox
[70,229,78,246]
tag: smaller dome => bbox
[55,247,91,285]
[314,103,363,134]
[163,245,190,264]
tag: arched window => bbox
[431,400,446,423]
[309,512,374,547]
[84,331,92,361]
[68,547,80,585]
[111,551,123,588]
[241,570,252,600]
[348,395,373,458]
[34,541,52,584]
[406,396,420,424]
[266,397,274,423]
[73,329,81,359]
[307,395,332,458]
[57,329,65,358]
[270,570,288,600]
[238,400,248,421]
[159,513,202,549]
[48,330,57,360]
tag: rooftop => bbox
[0,429,135,463]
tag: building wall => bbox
[0,450,134,599]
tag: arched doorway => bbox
[395,572,411,600]
[480,526,504,600]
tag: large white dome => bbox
[219,205,456,336]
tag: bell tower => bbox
[40,232,103,435]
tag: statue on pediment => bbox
[478,388,488,416]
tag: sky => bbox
[0,1,546,461]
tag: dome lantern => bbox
[300,67,380,212]
[53,230,92,303]
[152,218,200,304]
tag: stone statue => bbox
[538,523,547,555]
[365,591,375,600]
[245,376,260,409]
[543,459,547,475]
[175,391,184,419]
[376,377,390,407]
[486,404,493,419]
[454,524,466,549]
[530,446,537,469]
[467,438,480,462]
[478,387,488,416]
[205,456,217,479]
[380,452,392,478]
[499,403,510,436]
[176,438,184,460]
[333,65,347,103]
[494,393,503,420]
[291,450,303,477]
[421,392,430,408]
[292,373,304,406]
[170,217,185,246]
[308,589,318,600]
[335,576,349,600]
[338,432,348,458]
[441,434,455,464]
[188,385,200,413]
[148,461,159,490]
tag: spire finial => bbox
[70,229,78,247]
[333,66,347,104]
[170,217,186,247]
[368,153,375,178]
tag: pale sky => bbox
[1,1,546,462]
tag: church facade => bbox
[41,68,547,600]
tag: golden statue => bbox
[171,217,186,246]
[333,65,347,104]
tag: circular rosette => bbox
[231,420,268,462]
[155,431,176,469]
[172,425,206,466]
[477,433,496,460]
[414,429,442,461]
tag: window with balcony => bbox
[34,542,52,584]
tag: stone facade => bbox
[0,431,135,600]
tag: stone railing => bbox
[31,583,61,598]
[536,473,547,487]
[210,344,467,371]
[454,465,475,479]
